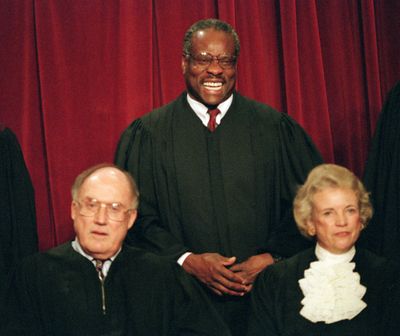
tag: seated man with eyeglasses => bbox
[1,164,230,336]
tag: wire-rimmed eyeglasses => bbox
[185,52,237,70]
[75,198,132,222]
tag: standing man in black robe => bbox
[115,19,323,335]
[2,164,230,336]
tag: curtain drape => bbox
[1,0,399,250]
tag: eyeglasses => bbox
[75,198,132,222]
[186,52,237,70]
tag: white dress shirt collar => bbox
[186,93,233,127]
[72,237,121,277]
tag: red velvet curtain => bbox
[1,0,399,251]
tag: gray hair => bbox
[71,163,139,209]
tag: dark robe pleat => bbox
[2,243,231,335]
[0,126,38,311]
[115,92,322,261]
[361,81,400,261]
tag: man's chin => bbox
[199,94,228,107]
[84,241,109,255]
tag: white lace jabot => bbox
[298,244,367,324]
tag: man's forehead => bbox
[87,167,124,182]
[192,28,231,40]
[191,29,234,50]
[80,168,129,193]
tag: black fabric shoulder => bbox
[260,247,315,281]
[361,81,400,260]
[234,92,282,122]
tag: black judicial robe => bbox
[2,242,231,336]
[361,81,400,261]
[247,248,400,336]
[115,92,323,261]
[0,126,37,310]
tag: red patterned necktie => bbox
[207,108,221,132]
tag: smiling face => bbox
[182,28,237,108]
[71,167,137,260]
[307,187,362,254]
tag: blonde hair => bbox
[293,164,372,238]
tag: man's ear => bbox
[181,56,188,74]
[127,210,137,230]
[71,201,78,221]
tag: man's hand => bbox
[229,253,274,291]
[182,253,250,296]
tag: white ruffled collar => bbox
[298,244,367,324]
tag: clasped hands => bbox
[182,252,274,296]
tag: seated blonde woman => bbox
[247,164,400,336]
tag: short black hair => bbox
[183,18,240,56]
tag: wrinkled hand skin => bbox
[182,252,274,295]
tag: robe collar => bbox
[72,237,121,277]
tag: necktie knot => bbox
[207,108,220,132]
[95,259,104,271]
[94,259,106,281]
